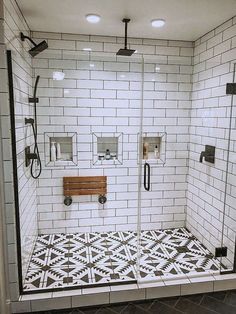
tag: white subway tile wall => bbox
[0,0,37,305]
[0,0,236,311]
[30,32,193,235]
[187,18,236,269]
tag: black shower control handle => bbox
[25,146,38,167]
[29,97,39,103]
[25,117,34,125]
[199,145,215,164]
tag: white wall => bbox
[31,31,193,234]
[187,17,236,268]
[0,2,235,311]
[2,0,37,285]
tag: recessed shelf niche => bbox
[93,133,123,166]
[139,132,166,165]
[45,132,77,167]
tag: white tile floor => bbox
[23,228,222,292]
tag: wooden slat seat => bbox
[63,176,107,196]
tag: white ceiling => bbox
[17,0,236,41]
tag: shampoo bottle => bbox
[105,149,111,160]
[51,142,56,161]
[143,142,149,160]
[56,142,61,160]
[154,145,159,159]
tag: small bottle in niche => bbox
[56,142,61,160]
[98,154,105,160]
[143,142,149,159]
[105,149,111,160]
[154,145,159,159]
[111,153,117,160]
[51,141,56,162]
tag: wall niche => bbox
[92,133,123,166]
[139,132,166,165]
[44,132,77,167]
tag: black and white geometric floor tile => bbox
[23,228,222,291]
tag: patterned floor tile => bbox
[43,267,69,283]
[35,234,53,247]
[24,268,45,290]
[66,266,91,285]
[41,279,65,289]
[105,231,124,243]
[161,241,213,261]
[175,257,220,274]
[69,245,90,257]
[24,228,222,292]
[68,254,90,266]
[89,253,112,265]
[90,264,115,282]
[27,255,49,269]
[50,234,69,247]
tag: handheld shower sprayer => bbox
[25,75,42,179]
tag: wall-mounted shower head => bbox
[116,18,135,56]
[20,32,48,57]
[29,41,48,57]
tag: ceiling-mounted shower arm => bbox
[116,18,135,56]
[123,18,130,50]
[20,32,38,47]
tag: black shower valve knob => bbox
[64,196,72,206]
[98,195,107,204]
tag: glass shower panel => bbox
[26,50,145,291]
[137,56,178,282]
[220,65,236,273]
[137,54,226,283]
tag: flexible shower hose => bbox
[30,75,42,179]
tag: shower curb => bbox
[11,273,236,313]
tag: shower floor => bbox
[24,228,221,291]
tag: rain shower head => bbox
[116,18,135,56]
[20,32,48,57]
[117,48,135,56]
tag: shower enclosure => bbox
[8,46,236,293]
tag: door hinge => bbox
[215,247,227,258]
[226,83,236,95]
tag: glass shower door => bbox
[220,65,236,273]
[136,54,226,283]
[136,56,173,282]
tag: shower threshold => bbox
[23,227,222,293]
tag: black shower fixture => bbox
[116,18,136,56]
[25,76,42,179]
[20,32,48,57]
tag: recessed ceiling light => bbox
[151,19,165,28]
[155,66,160,71]
[83,48,92,51]
[90,63,95,67]
[86,14,101,23]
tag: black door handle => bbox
[144,162,150,191]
